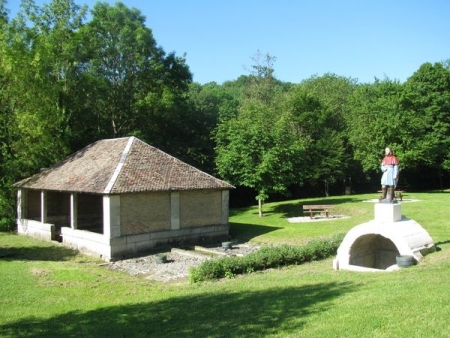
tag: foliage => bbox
[1,0,450,230]
[401,62,450,173]
[185,82,237,172]
[188,232,345,282]
[0,0,87,229]
[346,78,405,173]
[284,84,350,195]
[0,0,192,227]
[345,65,450,189]
[75,1,192,155]
[214,53,306,216]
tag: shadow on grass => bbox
[435,240,450,245]
[230,196,361,219]
[271,197,361,218]
[435,240,450,252]
[0,281,359,338]
[229,223,282,243]
[0,245,79,261]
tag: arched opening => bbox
[349,234,399,269]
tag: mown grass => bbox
[1,191,449,337]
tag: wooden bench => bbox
[302,205,334,219]
[395,190,405,201]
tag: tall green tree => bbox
[0,0,14,229]
[215,53,305,216]
[77,1,192,157]
[186,82,240,172]
[0,0,87,229]
[400,62,450,188]
[1,0,86,172]
[294,74,356,195]
[346,78,405,173]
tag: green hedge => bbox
[188,232,345,283]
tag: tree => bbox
[400,62,450,188]
[346,66,450,190]
[0,0,195,229]
[77,1,192,157]
[215,53,305,216]
[185,82,240,172]
[346,78,405,173]
[0,0,87,229]
[1,0,86,169]
[293,74,356,195]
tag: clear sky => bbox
[6,0,450,84]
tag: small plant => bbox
[224,270,235,279]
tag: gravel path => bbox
[105,243,260,282]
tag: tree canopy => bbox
[0,0,449,226]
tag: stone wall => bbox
[179,190,222,228]
[120,191,171,235]
[120,190,225,235]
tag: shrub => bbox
[0,194,15,232]
[188,232,345,283]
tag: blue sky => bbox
[6,0,450,84]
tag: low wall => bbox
[62,223,230,261]
[17,219,55,241]
[61,227,111,260]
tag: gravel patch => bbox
[105,243,260,282]
[287,215,350,223]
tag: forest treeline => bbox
[1,0,450,227]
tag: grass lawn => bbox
[1,191,449,337]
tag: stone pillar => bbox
[170,192,180,230]
[16,189,25,234]
[374,203,402,223]
[17,189,25,220]
[221,190,230,225]
[41,190,47,224]
[70,193,78,229]
[103,195,121,238]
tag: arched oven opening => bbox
[349,234,399,270]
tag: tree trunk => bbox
[258,199,263,217]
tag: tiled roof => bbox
[13,137,234,194]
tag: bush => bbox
[188,232,345,283]
[0,193,16,232]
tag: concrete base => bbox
[17,219,55,241]
[61,224,230,261]
[374,203,402,223]
[333,203,435,272]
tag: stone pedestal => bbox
[374,203,402,223]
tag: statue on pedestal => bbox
[379,147,399,203]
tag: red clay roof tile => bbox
[14,137,234,194]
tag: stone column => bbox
[70,193,78,229]
[170,192,180,230]
[41,190,47,224]
[221,190,230,225]
[103,195,121,238]
[17,189,25,220]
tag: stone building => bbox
[14,137,234,261]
